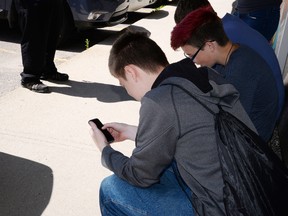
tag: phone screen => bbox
[89,118,114,143]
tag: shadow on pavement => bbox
[0,153,53,216]
[49,80,134,102]
[144,10,169,20]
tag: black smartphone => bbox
[89,118,114,143]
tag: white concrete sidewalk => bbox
[0,1,233,215]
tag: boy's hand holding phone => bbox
[89,118,114,152]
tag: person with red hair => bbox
[174,0,284,123]
[171,6,278,143]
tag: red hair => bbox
[171,5,217,50]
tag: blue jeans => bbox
[99,167,194,216]
[233,5,280,41]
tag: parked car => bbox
[128,0,176,12]
[128,0,158,12]
[0,0,130,44]
[66,0,129,29]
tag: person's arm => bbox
[102,97,178,187]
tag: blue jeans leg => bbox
[99,168,194,216]
[233,5,280,41]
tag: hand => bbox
[102,122,137,142]
[89,121,109,152]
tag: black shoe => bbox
[21,81,50,93]
[41,71,69,81]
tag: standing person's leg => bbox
[15,0,54,93]
[233,5,280,42]
[100,167,194,216]
[41,0,69,82]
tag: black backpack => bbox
[170,83,288,216]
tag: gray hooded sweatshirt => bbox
[102,59,256,216]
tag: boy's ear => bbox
[206,41,216,52]
[124,64,139,81]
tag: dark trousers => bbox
[232,5,280,42]
[14,0,63,83]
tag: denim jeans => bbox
[99,167,194,216]
[233,5,280,41]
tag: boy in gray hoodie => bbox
[89,31,256,215]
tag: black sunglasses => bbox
[184,40,214,61]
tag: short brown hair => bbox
[109,31,169,79]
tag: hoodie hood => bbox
[152,58,240,108]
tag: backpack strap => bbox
[162,83,217,116]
